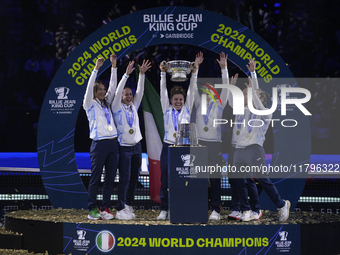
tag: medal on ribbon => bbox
[172,108,180,138]
[203,101,214,132]
[236,115,243,135]
[97,99,112,131]
[125,104,134,134]
[247,112,257,139]
[172,108,180,131]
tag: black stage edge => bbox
[5,216,63,254]
[4,215,340,255]
[300,221,340,255]
[0,232,22,250]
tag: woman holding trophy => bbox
[157,52,204,220]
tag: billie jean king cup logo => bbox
[279,231,288,241]
[55,87,70,99]
[77,230,86,240]
[181,154,196,166]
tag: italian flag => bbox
[137,68,164,203]
[96,231,115,252]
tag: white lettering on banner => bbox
[143,14,174,23]
[143,14,202,23]
[165,33,194,38]
[143,13,202,32]
[149,23,175,31]
[49,99,76,113]
[176,23,198,31]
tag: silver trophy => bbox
[162,60,195,82]
[175,123,198,146]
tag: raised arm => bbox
[218,52,231,107]
[245,77,272,119]
[193,81,201,110]
[187,51,203,111]
[226,73,240,108]
[106,54,118,105]
[221,73,238,108]
[245,77,263,109]
[111,61,135,111]
[245,59,266,112]
[83,57,104,110]
[133,59,152,107]
[217,51,229,84]
[160,61,170,114]
[246,58,259,90]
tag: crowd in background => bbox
[0,0,339,153]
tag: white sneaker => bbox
[157,210,168,220]
[278,200,290,222]
[209,210,220,220]
[228,211,242,220]
[253,210,262,220]
[240,210,255,221]
[116,208,134,220]
[125,204,136,218]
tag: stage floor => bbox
[4,207,340,225]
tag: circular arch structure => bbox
[37,6,310,210]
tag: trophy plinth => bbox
[164,60,194,82]
[175,123,198,146]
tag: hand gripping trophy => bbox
[161,55,203,146]
[162,60,195,82]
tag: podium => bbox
[168,146,208,223]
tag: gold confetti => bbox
[2,209,340,227]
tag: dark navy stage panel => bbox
[6,214,340,255]
[168,146,208,223]
[62,222,301,254]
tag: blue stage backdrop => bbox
[37,6,310,210]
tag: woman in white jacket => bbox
[157,52,203,220]
[83,55,119,220]
[111,59,151,220]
